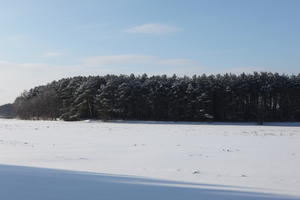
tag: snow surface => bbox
[0,119,299,199]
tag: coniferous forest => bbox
[13,72,300,123]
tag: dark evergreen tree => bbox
[13,72,300,123]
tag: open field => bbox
[0,119,299,199]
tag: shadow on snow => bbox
[0,164,299,200]
[85,120,300,127]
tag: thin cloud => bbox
[82,54,195,67]
[43,52,63,58]
[6,34,27,41]
[75,23,107,31]
[2,57,296,105]
[80,54,202,77]
[125,23,180,35]
[0,34,30,46]
[0,61,51,104]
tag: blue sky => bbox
[0,0,300,104]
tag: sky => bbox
[0,0,300,104]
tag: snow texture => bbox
[0,119,299,199]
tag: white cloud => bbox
[43,52,63,58]
[0,60,74,104]
[125,23,180,35]
[2,51,298,105]
[0,55,200,104]
[3,56,297,105]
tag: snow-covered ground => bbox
[0,119,299,199]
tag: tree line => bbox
[13,72,300,123]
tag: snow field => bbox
[0,119,299,198]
